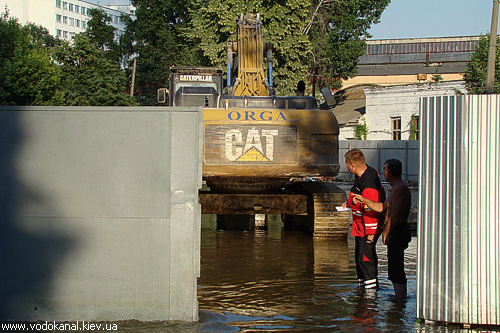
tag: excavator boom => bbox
[228,13,272,97]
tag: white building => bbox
[363,81,466,140]
[333,81,467,140]
[0,0,135,41]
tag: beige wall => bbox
[343,73,465,88]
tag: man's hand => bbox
[382,233,388,245]
[353,194,367,205]
[382,224,390,245]
[366,234,375,243]
[341,200,348,209]
[353,194,384,213]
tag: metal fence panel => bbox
[417,95,500,326]
[338,140,419,181]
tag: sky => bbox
[90,0,497,40]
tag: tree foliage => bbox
[306,0,390,90]
[354,118,368,140]
[187,0,311,95]
[0,10,136,106]
[464,34,500,94]
[54,34,136,106]
[85,8,121,64]
[0,12,63,105]
[125,0,390,101]
[2,0,391,106]
[124,0,202,105]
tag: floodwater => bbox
[52,185,499,332]
[196,215,419,332]
[67,214,498,332]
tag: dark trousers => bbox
[387,223,411,284]
[354,236,378,287]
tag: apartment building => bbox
[0,0,135,41]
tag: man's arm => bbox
[359,187,382,241]
[353,195,384,213]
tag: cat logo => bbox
[225,127,278,162]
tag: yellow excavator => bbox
[160,13,348,238]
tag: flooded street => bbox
[53,185,498,332]
[54,212,498,332]
[197,215,418,332]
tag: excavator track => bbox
[283,182,350,239]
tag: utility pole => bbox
[130,58,137,97]
[486,0,499,93]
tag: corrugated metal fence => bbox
[417,95,500,326]
[338,140,419,182]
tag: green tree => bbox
[187,0,311,95]
[123,0,201,105]
[85,8,120,64]
[0,12,63,105]
[124,0,390,99]
[26,23,61,48]
[464,34,500,94]
[55,34,136,106]
[305,0,390,90]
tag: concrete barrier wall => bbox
[0,106,202,322]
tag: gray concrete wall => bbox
[338,140,419,182]
[0,106,202,322]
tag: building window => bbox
[75,5,79,13]
[410,115,420,140]
[81,6,85,15]
[56,14,62,23]
[69,18,74,26]
[69,3,73,11]
[63,16,68,24]
[56,0,61,8]
[75,19,80,28]
[87,8,91,16]
[81,21,86,29]
[391,116,401,140]
[63,1,67,10]
[63,31,68,39]
[56,29,62,37]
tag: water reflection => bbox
[43,213,499,332]
[198,215,418,332]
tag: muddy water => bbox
[197,215,418,332]
[91,213,494,332]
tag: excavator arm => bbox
[227,13,273,97]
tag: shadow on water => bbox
[0,108,75,321]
